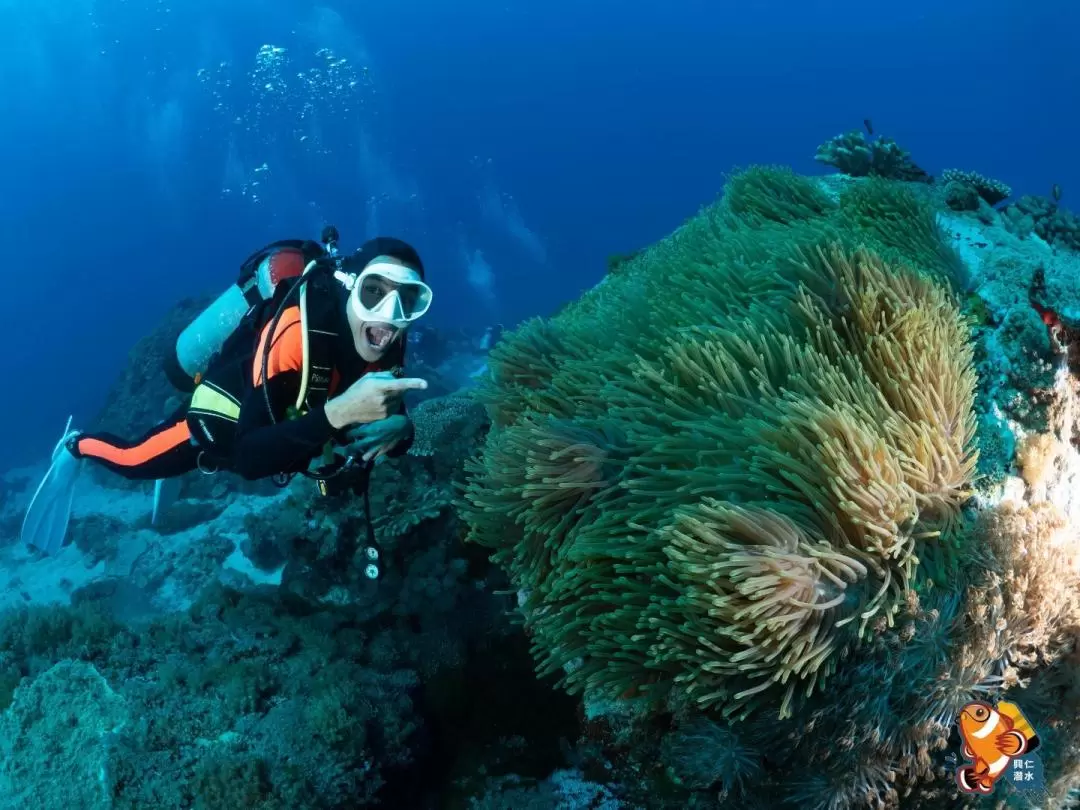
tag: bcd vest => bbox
[185,264,344,459]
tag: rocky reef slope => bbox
[2,139,1080,809]
[462,159,1080,808]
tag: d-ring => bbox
[196,451,219,475]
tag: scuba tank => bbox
[164,227,340,392]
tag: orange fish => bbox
[955,701,1040,794]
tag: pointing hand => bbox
[325,372,427,430]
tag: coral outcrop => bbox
[1003,194,1080,253]
[462,165,1080,808]
[0,659,127,810]
[941,168,1012,210]
[6,146,1080,810]
[815,129,932,183]
[0,395,560,809]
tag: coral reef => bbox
[1002,194,1080,253]
[0,592,423,809]
[462,165,1080,808]
[0,394,576,809]
[6,149,1080,810]
[468,769,625,809]
[941,168,1012,210]
[935,206,1080,486]
[463,167,977,717]
[0,659,127,810]
[815,130,932,183]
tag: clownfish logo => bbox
[955,700,1041,794]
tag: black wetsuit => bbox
[72,283,411,481]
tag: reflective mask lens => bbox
[358,276,393,310]
[358,276,427,316]
[352,266,432,326]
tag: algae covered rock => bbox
[1003,194,1080,252]
[941,168,1011,209]
[0,378,518,809]
[0,659,128,810]
[14,588,433,810]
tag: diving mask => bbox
[347,261,433,329]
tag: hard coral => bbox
[941,169,1012,208]
[1003,195,1080,252]
[408,394,489,458]
[815,130,932,183]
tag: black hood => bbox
[347,237,425,281]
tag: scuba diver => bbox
[20,227,432,578]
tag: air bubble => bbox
[201,40,375,205]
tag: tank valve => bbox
[321,225,340,255]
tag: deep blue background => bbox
[0,0,1074,468]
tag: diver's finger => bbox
[364,442,395,463]
[347,436,375,455]
[363,370,398,381]
[349,415,397,437]
[379,378,428,394]
[358,435,383,451]
[347,427,373,442]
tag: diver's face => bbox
[345,255,429,363]
[348,297,404,362]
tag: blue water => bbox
[0,0,1075,468]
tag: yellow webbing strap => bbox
[188,380,242,422]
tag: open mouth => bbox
[365,324,396,351]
